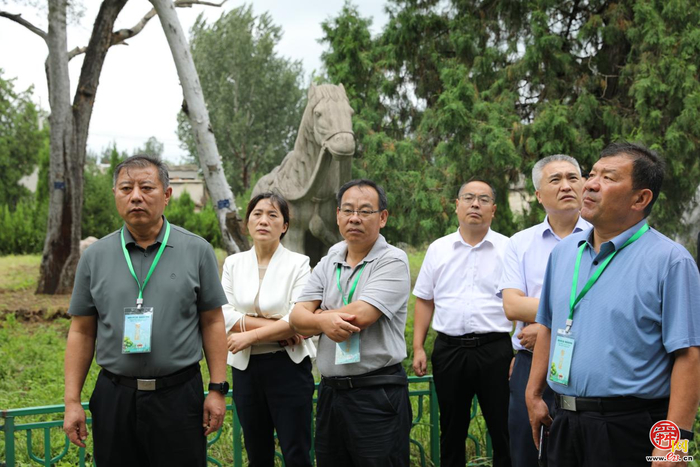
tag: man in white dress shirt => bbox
[498,155,589,467]
[412,179,512,467]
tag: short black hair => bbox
[600,141,665,217]
[337,179,388,211]
[246,192,291,240]
[113,155,170,190]
[458,177,498,202]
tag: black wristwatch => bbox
[208,381,229,395]
[680,428,695,441]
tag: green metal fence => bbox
[1,375,492,467]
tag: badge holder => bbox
[549,322,574,386]
[335,333,361,365]
[122,305,154,354]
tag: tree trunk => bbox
[36,0,129,294]
[150,0,249,255]
[36,0,76,294]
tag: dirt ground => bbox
[0,255,72,322]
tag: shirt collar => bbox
[122,216,174,250]
[578,218,647,255]
[540,214,590,239]
[453,228,496,249]
[332,234,388,267]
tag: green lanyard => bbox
[566,222,649,332]
[336,263,367,306]
[120,220,171,309]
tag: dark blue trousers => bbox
[508,350,555,467]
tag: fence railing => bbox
[1,375,492,467]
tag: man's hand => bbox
[203,392,226,436]
[525,392,552,450]
[509,356,515,380]
[517,323,540,351]
[320,313,360,342]
[279,334,304,347]
[226,331,257,354]
[650,447,687,467]
[63,402,89,448]
[413,347,428,376]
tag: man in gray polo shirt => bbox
[63,155,229,467]
[290,178,412,467]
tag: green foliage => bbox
[133,136,164,158]
[178,5,305,193]
[320,0,700,243]
[166,191,223,248]
[0,201,46,255]
[82,161,122,239]
[0,69,49,209]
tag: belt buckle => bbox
[137,379,156,391]
[338,377,354,389]
[461,337,478,348]
[560,395,577,411]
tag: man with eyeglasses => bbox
[412,179,512,467]
[290,179,412,467]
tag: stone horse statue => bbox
[252,83,355,265]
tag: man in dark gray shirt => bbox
[290,179,412,467]
[63,155,229,467]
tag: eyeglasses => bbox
[459,193,494,205]
[338,209,381,218]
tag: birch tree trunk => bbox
[150,0,249,255]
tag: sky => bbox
[0,0,389,163]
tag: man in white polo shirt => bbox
[413,179,512,467]
[498,155,589,467]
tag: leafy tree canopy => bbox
[320,0,700,245]
[0,69,48,208]
[177,4,306,194]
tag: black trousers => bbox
[432,333,513,467]
[89,367,206,467]
[231,353,314,467]
[315,365,412,467]
[509,351,555,467]
[547,401,669,467]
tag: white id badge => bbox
[335,333,361,365]
[122,307,154,354]
[549,329,575,386]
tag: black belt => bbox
[438,331,509,348]
[102,364,200,391]
[554,393,668,413]
[322,363,407,390]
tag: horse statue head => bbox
[250,83,355,263]
[299,83,355,162]
[254,83,355,202]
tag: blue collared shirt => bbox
[536,219,700,398]
[499,215,591,351]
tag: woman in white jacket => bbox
[221,192,315,467]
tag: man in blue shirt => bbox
[526,142,700,466]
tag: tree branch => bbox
[109,0,227,47]
[68,46,87,60]
[174,0,228,7]
[0,11,48,42]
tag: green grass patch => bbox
[0,255,41,292]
